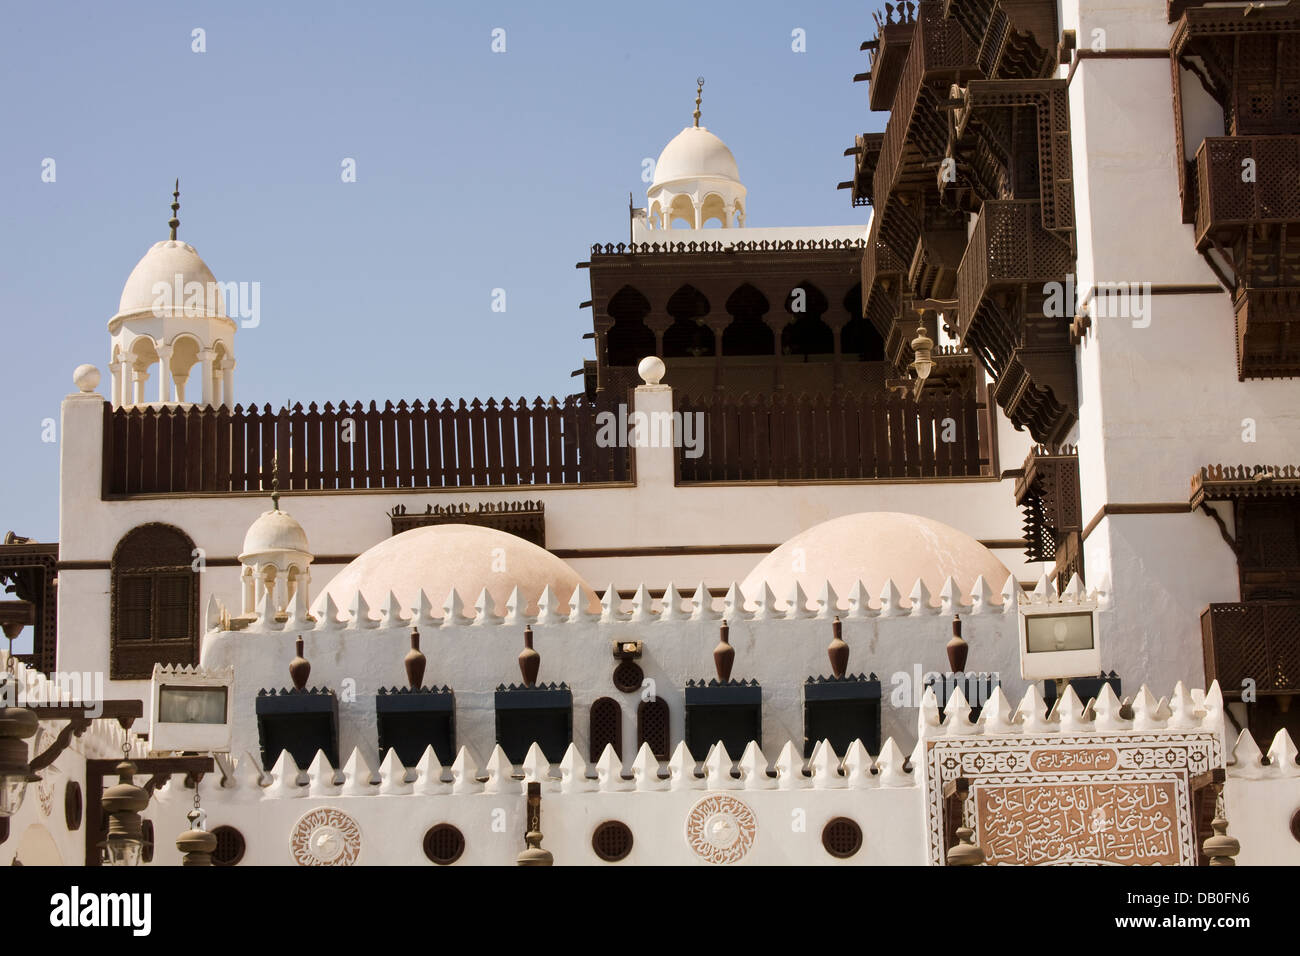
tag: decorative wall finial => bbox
[714,618,734,682]
[169,179,180,240]
[947,615,968,673]
[693,76,704,128]
[271,473,281,512]
[827,616,848,678]
[405,627,426,689]
[289,635,310,690]
[518,624,540,687]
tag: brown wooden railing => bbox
[102,397,631,496]
[675,391,989,482]
[1202,601,1300,697]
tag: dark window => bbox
[495,685,572,764]
[606,286,656,366]
[256,689,340,770]
[722,284,774,356]
[637,697,670,760]
[804,676,883,757]
[423,824,465,865]
[684,682,761,758]
[376,688,456,767]
[1237,499,1300,600]
[589,697,622,761]
[591,820,634,862]
[110,524,199,679]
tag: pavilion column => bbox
[156,343,173,403]
[110,360,123,407]
[221,359,236,409]
[645,314,672,358]
[133,367,149,405]
[199,348,215,406]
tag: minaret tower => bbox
[107,182,237,408]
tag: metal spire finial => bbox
[271,474,280,512]
[168,179,180,240]
[693,77,704,127]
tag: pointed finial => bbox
[693,77,704,127]
[271,473,281,512]
[169,179,180,240]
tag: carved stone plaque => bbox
[924,732,1219,866]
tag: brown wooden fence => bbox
[675,391,989,482]
[102,396,631,496]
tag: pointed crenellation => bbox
[521,743,555,790]
[1229,729,1268,778]
[1267,728,1300,777]
[342,747,377,795]
[969,575,994,614]
[441,587,469,626]
[811,741,846,789]
[689,581,719,621]
[1167,681,1200,730]
[535,584,567,625]
[942,685,978,736]
[1060,573,1084,604]
[348,590,377,629]
[938,576,962,616]
[315,593,345,631]
[596,745,632,792]
[484,745,521,794]
[1055,686,1090,734]
[629,583,657,622]
[774,740,806,791]
[232,752,266,794]
[784,582,814,620]
[503,585,529,625]
[379,749,412,795]
[472,588,503,626]
[750,582,778,621]
[704,741,740,789]
[875,737,911,787]
[918,686,941,737]
[842,739,874,789]
[559,743,595,793]
[845,579,872,619]
[307,750,341,796]
[722,581,748,621]
[1130,686,1162,732]
[253,588,282,632]
[204,594,225,634]
[412,589,441,627]
[450,746,484,794]
[877,578,903,618]
[739,741,775,790]
[569,585,599,623]
[908,578,933,617]
[601,583,630,622]
[668,741,704,791]
[631,743,667,791]
[379,590,409,628]
[414,745,449,795]
[1016,684,1053,734]
[1093,683,1131,732]
[266,750,305,798]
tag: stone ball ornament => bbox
[685,793,757,864]
[638,355,666,386]
[290,807,361,866]
[73,364,101,393]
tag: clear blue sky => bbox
[0,0,881,542]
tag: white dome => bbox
[240,509,311,560]
[742,512,1012,604]
[115,239,226,320]
[315,524,599,617]
[651,126,741,188]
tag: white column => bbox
[133,367,149,405]
[241,566,255,616]
[110,361,122,407]
[693,200,702,230]
[199,348,215,406]
[156,343,173,403]
[221,359,236,409]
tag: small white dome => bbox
[651,126,741,188]
[240,509,310,560]
[315,524,599,617]
[115,239,226,320]
[742,512,1012,602]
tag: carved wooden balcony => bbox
[867,16,916,113]
[1194,136,1300,379]
[942,0,1059,81]
[841,132,883,208]
[861,213,907,341]
[1014,444,1081,587]
[873,4,981,245]
[1202,601,1300,698]
[955,199,1076,444]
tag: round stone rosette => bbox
[685,794,757,864]
[290,807,361,866]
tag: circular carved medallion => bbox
[290,808,361,866]
[685,794,756,864]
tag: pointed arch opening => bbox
[722,284,774,356]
